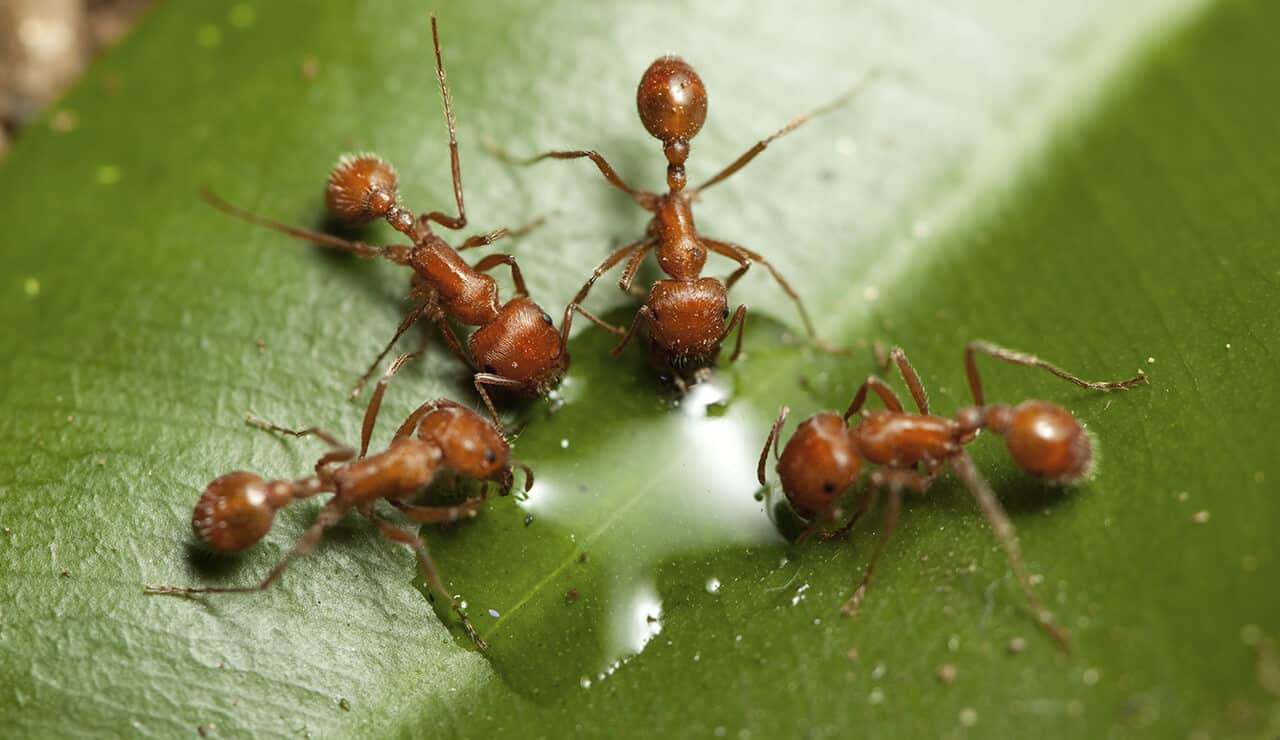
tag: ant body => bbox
[202,17,608,424]
[500,57,874,386]
[145,354,532,650]
[758,341,1148,649]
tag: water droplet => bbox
[867,687,885,705]
[1082,667,1101,686]
[488,609,500,618]
[705,577,721,594]
[22,278,39,297]
[579,677,591,689]
[871,662,886,680]
[229,3,256,29]
[959,708,977,727]
[560,438,570,449]
[1191,510,1210,524]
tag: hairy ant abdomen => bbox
[192,471,286,553]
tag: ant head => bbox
[191,472,292,553]
[644,278,728,369]
[470,297,569,395]
[988,401,1093,484]
[777,413,863,520]
[326,153,402,224]
[417,406,512,483]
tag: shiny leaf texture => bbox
[1,1,1277,737]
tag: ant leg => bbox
[560,300,625,342]
[724,261,751,291]
[244,414,351,465]
[610,306,654,358]
[350,301,433,401]
[574,238,654,305]
[473,373,526,429]
[200,189,413,264]
[964,340,1149,407]
[456,212,549,251]
[394,398,465,440]
[617,242,653,295]
[841,486,902,616]
[757,405,790,486]
[359,352,419,458]
[703,238,840,351]
[842,377,905,421]
[433,317,475,368]
[145,499,349,596]
[391,496,485,524]
[363,508,487,650]
[887,347,929,415]
[818,487,878,541]
[471,254,529,297]
[722,304,748,362]
[417,17,468,231]
[691,68,878,195]
[949,450,1071,651]
[483,142,657,211]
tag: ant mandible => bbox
[202,16,612,424]
[757,341,1149,649]
[144,353,533,650]
[499,57,875,385]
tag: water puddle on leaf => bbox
[418,321,824,701]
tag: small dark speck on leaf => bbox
[524,514,534,527]
[338,698,351,712]
[60,569,70,577]
[565,588,579,605]
[577,552,589,563]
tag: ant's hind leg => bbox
[457,213,549,252]
[245,415,353,475]
[949,450,1071,651]
[145,500,349,596]
[964,340,1149,407]
[364,510,488,650]
[483,142,657,210]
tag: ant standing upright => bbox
[145,353,532,650]
[758,341,1148,649]
[203,16,613,424]
[496,56,875,386]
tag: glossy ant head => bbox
[637,56,707,191]
[644,278,729,372]
[986,401,1093,484]
[325,153,415,235]
[775,413,863,520]
[469,297,569,395]
[415,405,511,483]
[192,471,294,553]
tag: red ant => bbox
[757,341,1149,649]
[144,353,532,650]
[497,57,875,386]
[202,17,610,424]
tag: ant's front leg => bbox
[610,305,655,358]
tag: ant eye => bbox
[722,306,730,320]
[484,449,496,464]
[540,311,554,326]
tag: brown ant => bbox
[757,341,1149,649]
[201,17,610,424]
[144,353,533,650]
[495,57,875,386]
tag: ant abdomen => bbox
[192,471,287,553]
[997,401,1094,484]
[326,153,400,223]
[777,413,862,519]
[636,56,707,147]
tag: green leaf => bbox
[2,1,1277,737]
